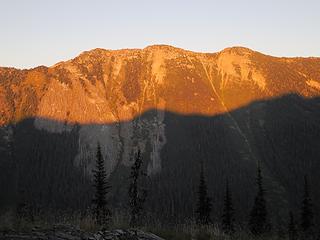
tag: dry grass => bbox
[0,210,287,240]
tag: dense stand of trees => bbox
[0,98,319,239]
[192,160,317,239]
[1,136,317,238]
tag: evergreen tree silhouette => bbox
[92,143,111,226]
[288,211,298,240]
[300,175,314,236]
[248,165,270,235]
[196,160,212,225]
[128,149,147,228]
[221,179,235,234]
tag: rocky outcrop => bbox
[0,227,165,240]
[1,45,320,175]
[1,46,320,223]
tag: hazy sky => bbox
[0,0,319,69]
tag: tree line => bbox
[92,142,317,239]
[195,161,316,239]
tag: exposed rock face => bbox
[1,46,320,223]
[1,45,320,174]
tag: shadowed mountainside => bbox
[1,94,320,225]
[1,45,320,226]
[1,45,320,178]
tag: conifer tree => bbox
[196,160,212,225]
[221,179,235,234]
[92,143,111,226]
[300,175,313,235]
[128,149,147,228]
[249,165,270,235]
[288,211,297,240]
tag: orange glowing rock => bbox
[1,45,320,126]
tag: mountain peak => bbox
[1,44,320,126]
[63,45,259,66]
[144,44,189,52]
[220,46,255,55]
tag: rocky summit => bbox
[0,45,320,222]
[1,45,320,125]
[1,45,320,173]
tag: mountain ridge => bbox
[1,45,320,223]
[1,44,320,127]
[48,45,320,70]
[2,45,319,71]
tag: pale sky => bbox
[0,0,319,69]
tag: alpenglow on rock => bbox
[1,45,319,175]
[1,45,320,222]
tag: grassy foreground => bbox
[0,209,296,240]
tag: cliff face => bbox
[1,45,320,125]
[0,45,318,175]
[1,45,320,173]
[1,45,320,221]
